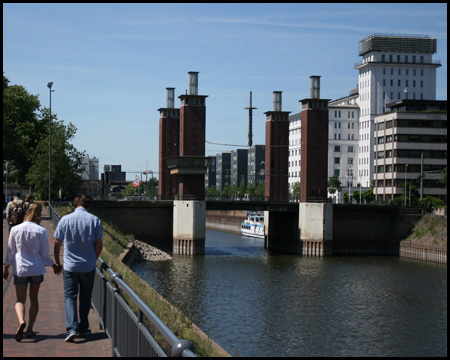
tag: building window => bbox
[334,157,340,164]
[334,145,341,152]
[348,146,354,152]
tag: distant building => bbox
[215,152,231,192]
[101,164,127,197]
[231,149,248,188]
[373,99,447,203]
[328,90,360,188]
[205,157,216,189]
[247,145,265,188]
[288,113,301,192]
[355,34,441,187]
[81,157,99,180]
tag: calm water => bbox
[133,230,447,357]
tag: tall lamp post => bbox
[47,82,54,205]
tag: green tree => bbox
[418,196,443,211]
[205,186,220,197]
[328,175,342,194]
[246,184,256,198]
[352,190,360,204]
[3,74,43,184]
[255,182,265,199]
[291,182,300,198]
[26,115,86,200]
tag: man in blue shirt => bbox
[54,195,103,342]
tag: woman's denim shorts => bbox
[14,274,44,286]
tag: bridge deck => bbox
[206,200,299,212]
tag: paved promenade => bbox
[3,206,111,357]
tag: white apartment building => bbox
[328,90,360,188]
[354,34,441,187]
[288,113,301,192]
[288,90,360,200]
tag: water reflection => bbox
[133,230,447,357]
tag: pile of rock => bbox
[132,239,173,262]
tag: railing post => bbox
[111,272,122,357]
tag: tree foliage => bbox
[3,73,43,184]
[3,73,87,200]
[26,114,86,200]
[328,175,342,194]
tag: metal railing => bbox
[49,203,196,357]
[93,258,196,357]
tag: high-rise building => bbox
[247,145,265,188]
[230,149,248,188]
[81,157,99,181]
[355,34,441,187]
[373,99,447,203]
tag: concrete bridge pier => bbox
[173,201,206,255]
[264,210,301,254]
[299,203,333,256]
[264,203,333,256]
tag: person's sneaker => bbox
[79,329,91,337]
[65,332,77,342]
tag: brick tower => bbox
[167,72,208,200]
[265,91,291,202]
[158,88,179,200]
[299,76,330,202]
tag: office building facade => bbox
[355,34,441,187]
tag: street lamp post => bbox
[47,82,54,204]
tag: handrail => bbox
[96,257,196,357]
[49,203,196,357]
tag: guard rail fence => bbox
[49,203,197,357]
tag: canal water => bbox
[132,230,447,357]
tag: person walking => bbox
[53,195,103,342]
[6,191,24,233]
[3,203,62,342]
[23,193,35,213]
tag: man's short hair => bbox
[73,195,92,209]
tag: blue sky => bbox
[3,3,447,181]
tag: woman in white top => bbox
[3,203,61,341]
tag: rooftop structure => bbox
[358,34,437,56]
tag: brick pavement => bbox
[3,206,112,357]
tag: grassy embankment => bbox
[402,212,447,249]
[53,204,222,357]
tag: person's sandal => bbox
[26,331,37,337]
[15,322,26,342]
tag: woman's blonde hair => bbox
[24,203,42,224]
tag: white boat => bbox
[240,212,264,239]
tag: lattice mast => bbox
[245,90,257,147]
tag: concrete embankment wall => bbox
[399,242,447,264]
[206,210,248,234]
